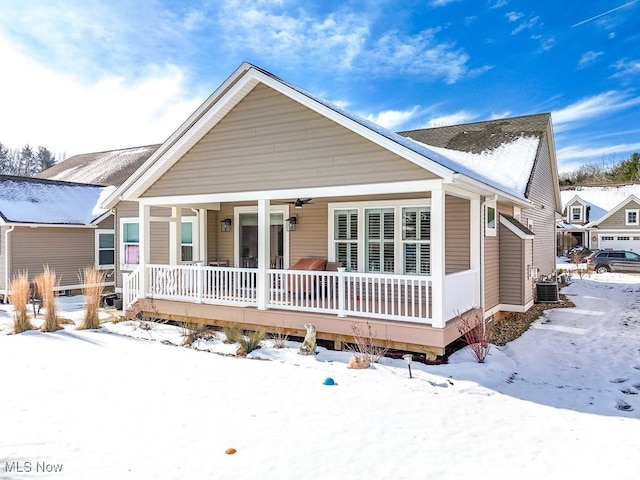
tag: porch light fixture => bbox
[294,198,304,209]
[220,218,232,232]
[286,215,298,232]
[403,354,413,378]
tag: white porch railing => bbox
[123,264,477,326]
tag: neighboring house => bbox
[559,184,640,253]
[0,175,115,297]
[101,62,561,357]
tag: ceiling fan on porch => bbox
[288,198,313,209]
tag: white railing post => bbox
[337,267,346,318]
[196,263,204,304]
[123,272,129,308]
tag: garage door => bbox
[599,234,640,252]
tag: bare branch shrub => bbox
[78,266,105,330]
[457,310,492,363]
[347,321,388,364]
[35,266,60,332]
[269,326,289,348]
[570,251,588,279]
[9,271,33,333]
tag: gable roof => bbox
[104,63,557,208]
[560,184,640,224]
[0,175,113,225]
[37,144,160,187]
[588,193,640,226]
[500,214,535,239]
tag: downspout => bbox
[4,225,15,303]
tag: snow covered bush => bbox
[9,271,33,333]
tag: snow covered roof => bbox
[560,184,640,223]
[37,144,160,187]
[0,175,114,225]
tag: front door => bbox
[238,212,285,268]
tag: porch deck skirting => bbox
[123,265,477,327]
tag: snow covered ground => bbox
[1,267,639,479]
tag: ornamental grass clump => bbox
[79,266,105,330]
[35,266,60,332]
[9,271,33,333]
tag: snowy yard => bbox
[1,267,639,479]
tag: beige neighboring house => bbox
[0,175,115,297]
[559,184,640,253]
[100,62,561,357]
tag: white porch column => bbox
[431,185,445,328]
[257,199,270,310]
[169,207,182,265]
[469,195,482,311]
[198,208,207,263]
[138,203,151,299]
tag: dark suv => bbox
[586,250,640,273]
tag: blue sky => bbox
[0,0,638,174]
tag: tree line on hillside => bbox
[560,152,640,186]
[0,142,56,176]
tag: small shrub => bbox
[223,322,243,344]
[457,310,492,363]
[78,266,105,330]
[270,326,289,348]
[347,321,388,364]
[35,266,60,332]
[238,329,265,354]
[9,271,33,333]
[180,321,211,346]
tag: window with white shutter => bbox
[334,209,358,271]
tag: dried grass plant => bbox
[222,322,243,344]
[269,326,289,348]
[180,321,211,346]
[9,271,33,333]
[78,266,105,330]
[347,321,388,364]
[238,329,265,354]
[35,266,60,332]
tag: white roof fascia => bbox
[136,179,445,207]
[0,222,96,228]
[587,194,640,227]
[103,62,256,208]
[451,173,532,207]
[500,215,535,239]
[544,119,563,214]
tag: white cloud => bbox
[578,51,604,69]
[426,111,477,127]
[557,142,640,161]
[218,1,472,83]
[429,0,461,6]
[506,11,523,22]
[611,58,640,80]
[0,36,202,156]
[552,91,640,129]
[365,107,420,130]
[512,16,539,34]
[491,0,509,8]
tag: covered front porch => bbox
[119,179,483,353]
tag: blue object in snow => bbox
[323,377,335,385]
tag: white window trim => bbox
[513,206,522,222]
[485,200,497,237]
[95,229,115,270]
[119,216,198,270]
[625,209,639,226]
[570,205,583,222]
[328,198,431,274]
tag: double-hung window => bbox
[626,209,639,226]
[95,229,115,269]
[330,200,431,275]
[122,221,140,266]
[402,207,431,275]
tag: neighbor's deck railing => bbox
[124,264,477,326]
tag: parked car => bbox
[585,250,640,273]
